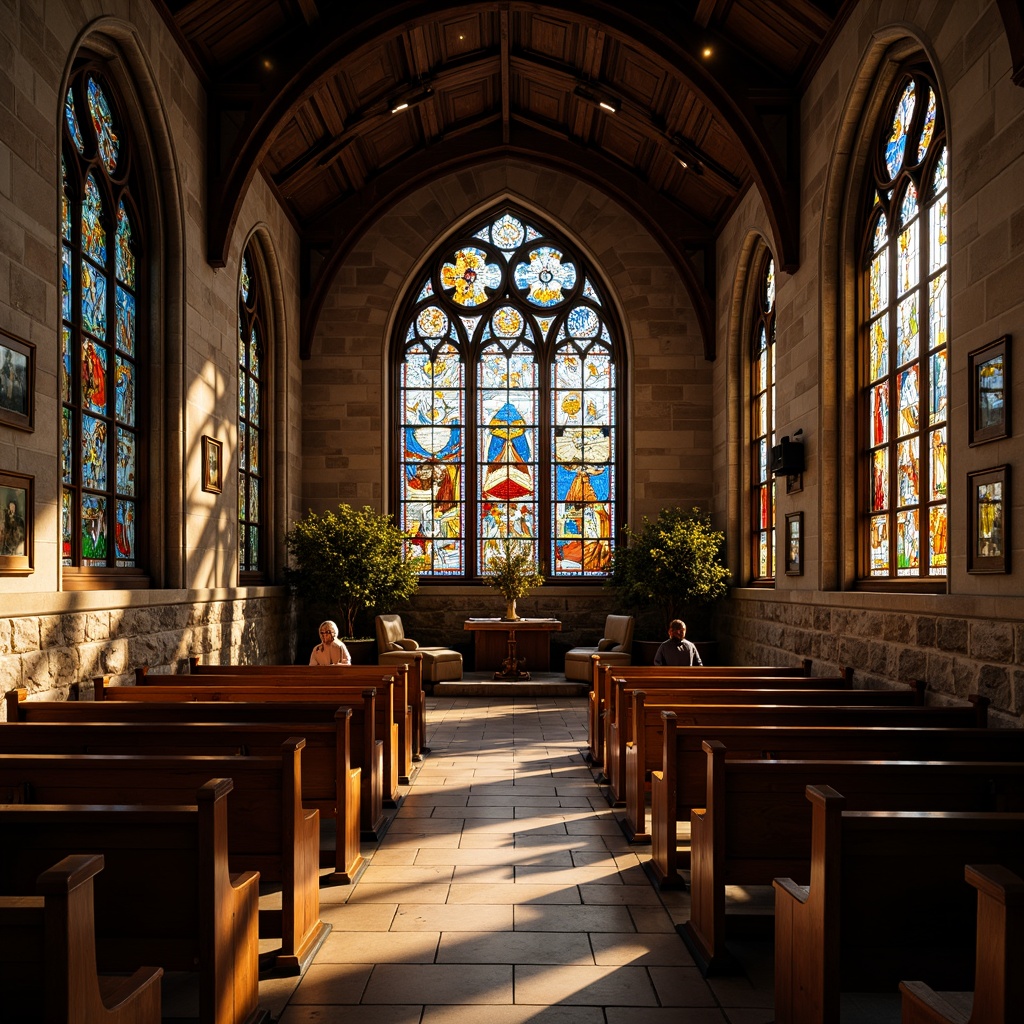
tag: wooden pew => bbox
[772,786,1024,1024]
[0,742,329,973]
[187,655,428,761]
[605,677,921,805]
[112,674,403,804]
[0,778,267,1024]
[679,740,1024,974]
[3,693,372,857]
[900,863,1024,1024]
[620,689,985,840]
[0,854,163,1024]
[180,659,425,772]
[587,658,817,766]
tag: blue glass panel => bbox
[116,202,135,287]
[116,285,135,356]
[917,88,936,162]
[86,76,118,174]
[930,346,947,425]
[897,364,920,437]
[81,263,107,340]
[115,355,134,425]
[65,89,84,152]
[61,157,71,241]
[566,305,600,338]
[885,81,915,178]
[416,278,433,302]
[82,175,106,263]
[490,213,525,250]
[115,499,136,566]
[81,413,108,490]
[513,246,577,307]
[240,255,250,302]
[82,339,108,414]
[116,426,136,495]
[81,494,107,565]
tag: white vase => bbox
[503,597,519,621]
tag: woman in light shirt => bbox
[309,620,351,665]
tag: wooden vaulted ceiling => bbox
[150,0,856,357]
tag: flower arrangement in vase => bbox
[483,537,545,621]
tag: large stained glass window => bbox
[751,252,776,581]
[397,209,619,579]
[238,243,265,577]
[863,69,948,579]
[61,66,143,576]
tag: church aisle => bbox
[270,695,774,1023]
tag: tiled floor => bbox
[260,693,776,1023]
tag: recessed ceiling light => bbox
[702,47,713,59]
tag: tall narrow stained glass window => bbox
[862,69,948,579]
[751,252,777,581]
[238,244,265,576]
[61,66,144,575]
[397,209,619,579]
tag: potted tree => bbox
[607,506,731,664]
[483,537,545,621]
[284,504,424,661]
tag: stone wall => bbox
[0,591,296,717]
[719,590,1024,728]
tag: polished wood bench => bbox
[621,689,984,840]
[0,853,163,1024]
[900,863,1024,1024]
[2,695,372,857]
[188,659,428,765]
[0,778,266,1024]
[605,677,921,805]
[0,741,329,973]
[773,786,1024,1024]
[111,674,402,804]
[179,659,423,773]
[587,659,818,766]
[678,740,1024,974]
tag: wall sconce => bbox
[771,431,804,476]
[574,84,619,113]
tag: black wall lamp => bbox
[771,431,804,476]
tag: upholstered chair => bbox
[563,614,634,683]
[375,614,463,684]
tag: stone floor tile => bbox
[431,805,516,818]
[421,1006,603,1024]
[362,963,513,1004]
[386,817,465,833]
[346,881,451,904]
[606,1009,728,1024]
[358,864,455,884]
[647,965,723,1006]
[436,930,593,964]
[287,962,372,1003]
[513,904,636,932]
[515,864,622,885]
[319,902,397,930]
[280,1005,423,1024]
[590,932,695,966]
[579,884,663,906]
[314,930,440,964]
[392,902,514,931]
[452,863,516,882]
[447,882,581,904]
[513,964,659,1006]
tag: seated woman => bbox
[309,620,351,665]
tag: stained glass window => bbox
[863,70,947,579]
[238,244,265,576]
[397,209,619,579]
[61,66,143,574]
[751,252,776,581]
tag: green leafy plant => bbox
[284,504,423,638]
[608,506,730,627]
[483,538,545,619]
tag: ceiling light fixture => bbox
[574,84,620,114]
[389,85,434,115]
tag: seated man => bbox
[653,619,702,666]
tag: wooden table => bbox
[463,618,563,680]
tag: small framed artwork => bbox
[0,470,33,574]
[785,512,803,576]
[785,472,803,495]
[968,335,1011,445]
[202,436,223,494]
[0,327,35,432]
[967,465,1010,573]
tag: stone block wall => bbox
[0,591,296,717]
[719,590,1024,728]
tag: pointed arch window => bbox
[395,209,621,579]
[861,68,948,580]
[238,243,266,578]
[751,252,776,582]
[60,65,145,582]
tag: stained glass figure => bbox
[82,175,106,263]
[65,89,84,153]
[116,285,136,356]
[238,241,266,575]
[751,254,777,580]
[87,76,118,174]
[81,494,107,565]
[81,262,107,340]
[116,202,135,287]
[115,499,135,564]
[864,70,946,577]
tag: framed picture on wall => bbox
[202,436,223,494]
[968,335,1011,445]
[785,512,803,576]
[0,328,35,432]
[0,470,33,574]
[967,465,1010,573]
